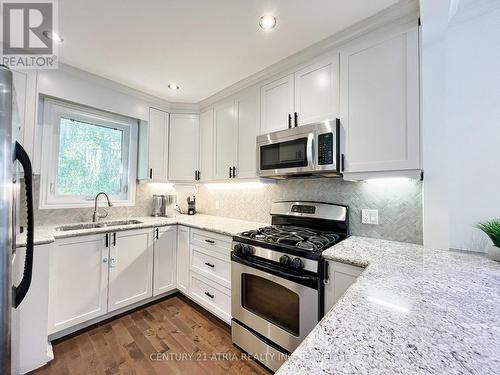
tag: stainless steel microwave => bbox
[257,119,341,178]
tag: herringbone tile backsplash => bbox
[28,177,422,244]
[189,178,423,244]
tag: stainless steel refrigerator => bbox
[0,65,35,374]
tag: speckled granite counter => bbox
[277,236,500,375]
[15,214,267,247]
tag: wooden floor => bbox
[34,294,271,375]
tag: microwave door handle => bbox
[307,134,315,168]
[13,141,34,308]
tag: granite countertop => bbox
[15,214,267,248]
[277,236,500,375]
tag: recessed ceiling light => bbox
[42,30,64,42]
[168,83,180,90]
[259,15,276,30]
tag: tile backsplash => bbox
[191,179,423,244]
[25,176,423,244]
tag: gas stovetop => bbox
[233,225,347,260]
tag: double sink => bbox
[55,219,143,232]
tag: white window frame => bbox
[40,98,138,209]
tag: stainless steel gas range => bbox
[230,201,349,372]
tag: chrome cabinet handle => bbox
[109,257,116,268]
[102,258,108,263]
[204,291,214,299]
[205,239,215,244]
[204,262,215,268]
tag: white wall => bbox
[37,64,198,121]
[446,0,500,251]
[422,0,500,252]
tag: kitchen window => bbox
[40,99,138,208]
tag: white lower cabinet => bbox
[108,228,154,312]
[190,245,230,289]
[48,234,109,334]
[176,225,190,294]
[153,226,177,296]
[324,260,364,312]
[190,272,231,323]
[188,228,232,323]
[48,225,233,336]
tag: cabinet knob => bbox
[109,257,117,268]
[102,258,108,263]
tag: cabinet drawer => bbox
[191,228,232,255]
[191,246,230,288]
[190,273,231,323]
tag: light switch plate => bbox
[361,209,379,225]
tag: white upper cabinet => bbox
[214,100,237,180]
[108,228,154,312]
[199,109,214,182]
[147,108,169,182]
[168,113,200,182]
[340,25,420,173]
[235,90,258,179]
[260,74,294,134]
[294,57,339,125]
[260,57,339,134]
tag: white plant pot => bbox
[488,245,500,262]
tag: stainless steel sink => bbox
[55,219,143,232]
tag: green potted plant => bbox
[476,219,500,261]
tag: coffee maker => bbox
[187,196,196,215]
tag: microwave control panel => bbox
[318,132,334,165]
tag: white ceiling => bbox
[58,0,400,103]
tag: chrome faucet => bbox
[92,192,113,222]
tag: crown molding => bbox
[56,63,199,113]
[448,0,499,26]
[199,0,419,109]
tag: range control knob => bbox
[233,243,243,253]
[291,257,304,270]
[241,244,254,256]
[279,255,291,266]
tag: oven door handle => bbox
[231,252,319,289]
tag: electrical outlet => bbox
[215,200,220,210]
[361,209,379,225]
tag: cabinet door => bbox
[108,228,153,312]
[260,74,294,134]
[340,26,420,173]
[177,225,190,294]
[214,100,237,180]
[153,226,177,296]
[294,57,339,125]
[324,261,363,313]
[48,234,109,334]
[148,108,169,181]
[235,90,258,179]
[199,109,214,181]
[168,114,199,181]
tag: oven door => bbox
[231,254,319,352]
